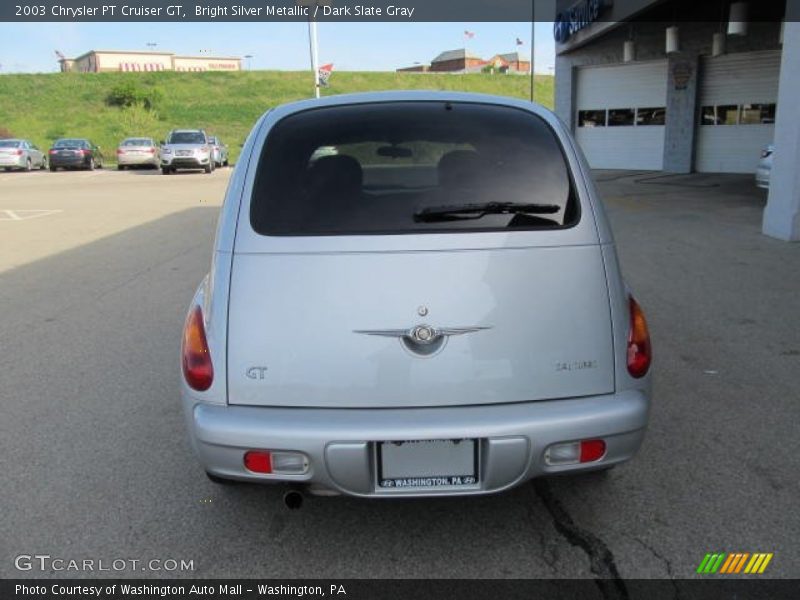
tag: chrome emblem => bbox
[354,324,491,357]
[417,305,429,317]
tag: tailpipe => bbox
[283,489,304,510]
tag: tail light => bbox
[49,149,58,155]
[182,305,213,391]
[15,149,23,155]
[627,296,651,378]
[147,147,156,153]
[116,149,124,155]
[81,149,91,155]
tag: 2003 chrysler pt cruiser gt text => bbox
[180,91,653,498]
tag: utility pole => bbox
[298,0,322,98]
[530,2,535,103]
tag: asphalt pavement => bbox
[1,167,797,584]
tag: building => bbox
[487,52,532,73]
[58,50,241,73]
[429,49,486,72]
[552,0,799,241]
[398,49,531,74]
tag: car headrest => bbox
[437,150,482,189]
[307,155,363,198]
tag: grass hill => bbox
[0,71,554,164]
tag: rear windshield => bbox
[250,102,578,236]
[54,139,87,148]
[168,131,205,144]
[0,140,21,148]
[122,138,152,146]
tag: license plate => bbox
[177,150,192,156]
[377,439,479,489]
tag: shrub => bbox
[106,81,163,110]
[0,126,14,138]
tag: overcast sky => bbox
[0,21,556,74]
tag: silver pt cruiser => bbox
[180,91,652,499]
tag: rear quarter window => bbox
[250,101,578,236]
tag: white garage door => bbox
[695,50,780,173]
[575,61,667,170]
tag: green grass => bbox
[0,70,554,163]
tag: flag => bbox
[464,30,475,39]
[318,63,334,87]
[516,37,524,46]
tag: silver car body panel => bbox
[180,92,652,496]
[0,139,46,170]
[117,138,159,167]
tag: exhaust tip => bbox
[283,490,304,510]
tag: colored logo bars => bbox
[696,552,773,574]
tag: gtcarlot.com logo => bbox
[14,554,195,572]
[696,552,773,574]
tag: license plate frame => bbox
[376,439,480,490]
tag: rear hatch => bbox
[226,100,614,408]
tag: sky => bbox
[0,21,556,74]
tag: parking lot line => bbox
[0,209,63,221]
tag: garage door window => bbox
[636,108,666,126]
[608,109,635,127]
[578,110,607,127]
[740,103,776,125]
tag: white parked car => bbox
[755,144,774,189]
[180,92,652,501]
[116,137,160,170]
[0,139,47,171]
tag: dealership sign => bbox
[554,0,609,43]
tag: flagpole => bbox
[530,3,535,103]
[309,17,320,98]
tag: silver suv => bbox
[180,92,653,499]
[160,129,215,174]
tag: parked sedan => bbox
[116,137,160,170]
[49,139,104,171]
[755,144,773,189]
[0,139,47,171]
[208,136,229,168]
[180,91,653,499]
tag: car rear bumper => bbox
[184,390,650,497]
[50,157,89,167]
[118,154,158,165]
[0,156,26,168]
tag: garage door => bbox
[695,50,780,173]
[575,61,667,170]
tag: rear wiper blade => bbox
[414,201,561,222]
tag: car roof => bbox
[262,91,555,122]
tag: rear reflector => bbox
[579,440,606,463]
[243,451,308,475]
[271,452,309,474]
[627,295,652,378]
[181,305,213,391]
[244,451,272,474]
[545,439,607,465]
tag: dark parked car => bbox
[49,138,104,171]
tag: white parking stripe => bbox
[0,209,63,221]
